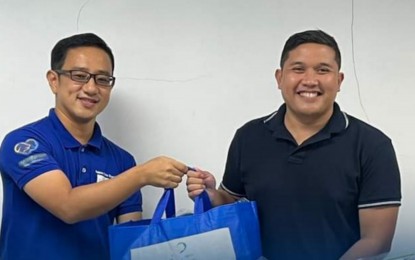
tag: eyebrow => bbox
[67,67,112,75]
[316,62,334,68]
[288,61,334,68]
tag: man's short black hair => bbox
[51,33,114,72]
[280,30,341,69]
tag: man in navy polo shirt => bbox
[186,30,401,259]
[0,33,188,259]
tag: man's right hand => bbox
[138,156,187,189]
[186,168,217,199]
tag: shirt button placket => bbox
[79,146,88,184]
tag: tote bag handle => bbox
[151,189,176,224]
[194,190,212,214]
[151,189,213,224]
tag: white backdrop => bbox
[1,0,414,257]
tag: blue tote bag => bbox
[109,189,262,260]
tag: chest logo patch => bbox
[14,138,39,155]
[95,170,114,182]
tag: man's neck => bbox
[284,109,333,145]
[54,109,95,145]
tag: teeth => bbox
[299,92,318,98]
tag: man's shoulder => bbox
[231,111,279,142]
[346,114,391,140]
[239,111,278,130]
[343,114,394,149]
[2,116,50,142]
[0,116,53,169]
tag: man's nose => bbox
[301,69,318,86]
[82,77,99,93]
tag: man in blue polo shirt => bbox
[186,30,401,259]
[0,33,189,259]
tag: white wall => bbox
[1,0,414,257]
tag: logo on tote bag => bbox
[130,228,236,260]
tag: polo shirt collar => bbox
[48,108,103,149]
[264,102,348,144]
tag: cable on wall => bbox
[351,0,370,121]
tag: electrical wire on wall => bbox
[351,0,370,122]
[77,0,90,32]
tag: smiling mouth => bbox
[78,97,98,103]
[78,97,99,108]
[297,91,321,98]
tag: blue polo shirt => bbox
[0,109,142,260]
[221,103,401,260]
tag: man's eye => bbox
[292,67,304,72]
[72,73,89,80]
[317,68,330,73]
[96,76,111,84]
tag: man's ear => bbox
[275,69,282,89]
[338,72,344,92]
[46,70,59,94]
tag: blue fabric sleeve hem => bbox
[117,204,142,216]
[16,165,60,190]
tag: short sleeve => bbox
[0,130,60,189]
[358,139,401,208]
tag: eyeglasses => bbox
[54,70,116,87]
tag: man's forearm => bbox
[210,188,238,207]
[340,238,390,260]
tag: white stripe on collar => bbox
[263,110,349,130]
[342,111,349,129]
[263,111,278,123]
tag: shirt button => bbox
[81,147,85,152]
[81,167,87,173]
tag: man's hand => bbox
[138,156,188,189]
[186,168,217,199]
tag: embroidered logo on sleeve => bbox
[14,139,39,155]
[18,153,49,168]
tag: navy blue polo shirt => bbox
[0,109,142,260]
[221,103,401,260]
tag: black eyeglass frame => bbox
[54,69,116,87]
